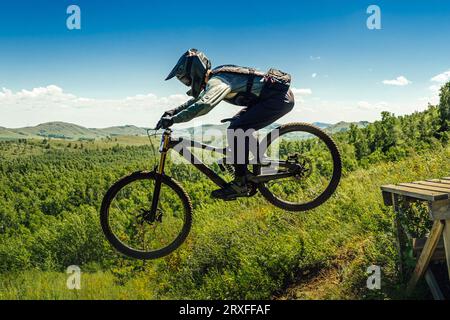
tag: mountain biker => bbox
[157,48,295,200]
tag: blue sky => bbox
[1,0,449,128]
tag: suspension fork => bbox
[150,131,170,216]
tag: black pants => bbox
[227,88,295,177]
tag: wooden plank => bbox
[381,184,448,202]
[414,181,450,191]
[407,220,445,295]
[424,269,445,300]
[430,200,450,220]
[442,220,450,281]
[427,179,450,185]
[400,182,450,194]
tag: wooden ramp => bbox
[381,177,450,299]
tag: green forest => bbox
[0,82,449,299]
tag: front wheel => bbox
[100,171,192,260]
[255,122,342,211]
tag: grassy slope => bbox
[1,146,448,300]
[0,127,25,140]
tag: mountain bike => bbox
[100,122,342,259]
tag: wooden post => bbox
[392,193,404,279]
[442,220,450,281]
[424,269,445,300]
[406,220,444,295]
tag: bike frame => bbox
[150,129,297,214]
[159,129,297,183]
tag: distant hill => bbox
[0,120,369,140]
[97,125,149,137]
[14,122,106,140]
[312,122,332,129]
[0,127,25,140]
[0,122,151,140]
[325,121,369,133]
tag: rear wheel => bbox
[255,122,342,211]
[100,171,192,259]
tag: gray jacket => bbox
[172,73,265,123]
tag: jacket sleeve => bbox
[172,77,231,124]
[164,97,199,116]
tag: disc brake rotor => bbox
[287,153,313,180]
[137,208,164,224]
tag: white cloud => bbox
[429,84,441,94]
[1,85,315,128]
[312,73,317,78]
[431,70,450,83]
[1,85,75,101]
[357,101,372,110]
[357,101,388,110]
[382,76,411,86]
[0,83,428,130]
[284,97,425,125]
[291,88,312,96]
[290,87,313,106]
[309,56,321,61]
[423,69,450,105]
[0,85,188,128]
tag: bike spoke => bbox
[260,127,338,206]
[267,176,294,187]
[108,178,186,254]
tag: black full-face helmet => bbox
[165,48,211,98]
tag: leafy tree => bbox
[438,81,450,139]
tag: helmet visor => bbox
[177,74,192,87]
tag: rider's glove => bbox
[156,116,174,130]
[161,110,175,118]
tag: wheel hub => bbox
[287,153,313,180]
[138,208,163,224]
